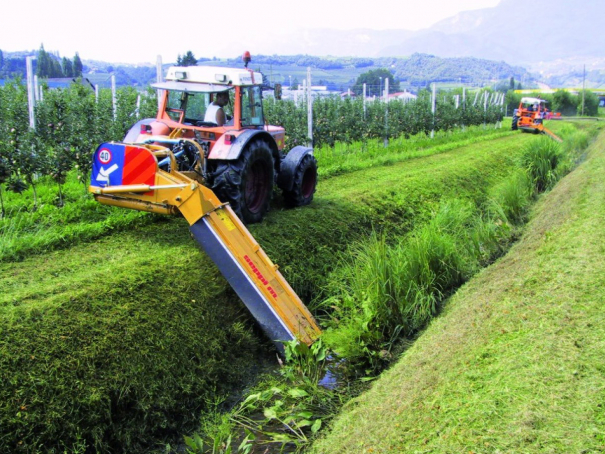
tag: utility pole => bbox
[307,67,313,147]
[26,56,36,130]
[156,55,163,110]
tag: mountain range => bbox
[258,0,603,72]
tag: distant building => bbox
[389,91,417,102]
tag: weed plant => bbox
[320,199,507,370]
[520,137,564,192]
[187,340,339,454]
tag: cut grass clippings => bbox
[309,124,605,453]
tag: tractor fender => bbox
[276,146,314,192]
[208,129,279,162]
[123,119,170,143]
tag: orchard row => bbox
[0,79,503,208]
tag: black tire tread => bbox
[282,153,318,208]
[211,141,274,224]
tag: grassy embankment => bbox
[310,125,605,453]
[0,125,532,452]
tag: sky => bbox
[0,0,501,64]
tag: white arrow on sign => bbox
[96,164,119,183]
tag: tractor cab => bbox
[136,65,271,135]
[120,54,316,225]
[518,97,547,116]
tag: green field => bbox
[1,121,602,452]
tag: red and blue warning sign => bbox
[91,143,157,189]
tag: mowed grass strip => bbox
[310,128,605,453]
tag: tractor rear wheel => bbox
[511,116,518,130]
[282,153,318,208]
[211,140,274,224]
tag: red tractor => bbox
[123,55,317,223]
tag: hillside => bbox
[0,49,533,90]
[213,53,531,89]
[310,124,605,453]
[260,0,603,84]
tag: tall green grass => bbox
[319,125,600,370]
[487,169,533,224]
[320,199,506,369]
[521,137,564,192]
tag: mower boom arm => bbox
[89,140,321,350]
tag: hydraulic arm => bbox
[89,140,321,350]
[521,122,563,142]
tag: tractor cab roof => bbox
[151,80,232,93]
[156,65,264,89]
[521,97,548,105]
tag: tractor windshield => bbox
[240,86,265,127]
[165,89,234,125]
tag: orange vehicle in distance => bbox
[511,97,562,142]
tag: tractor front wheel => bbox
[211,141,274,224]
